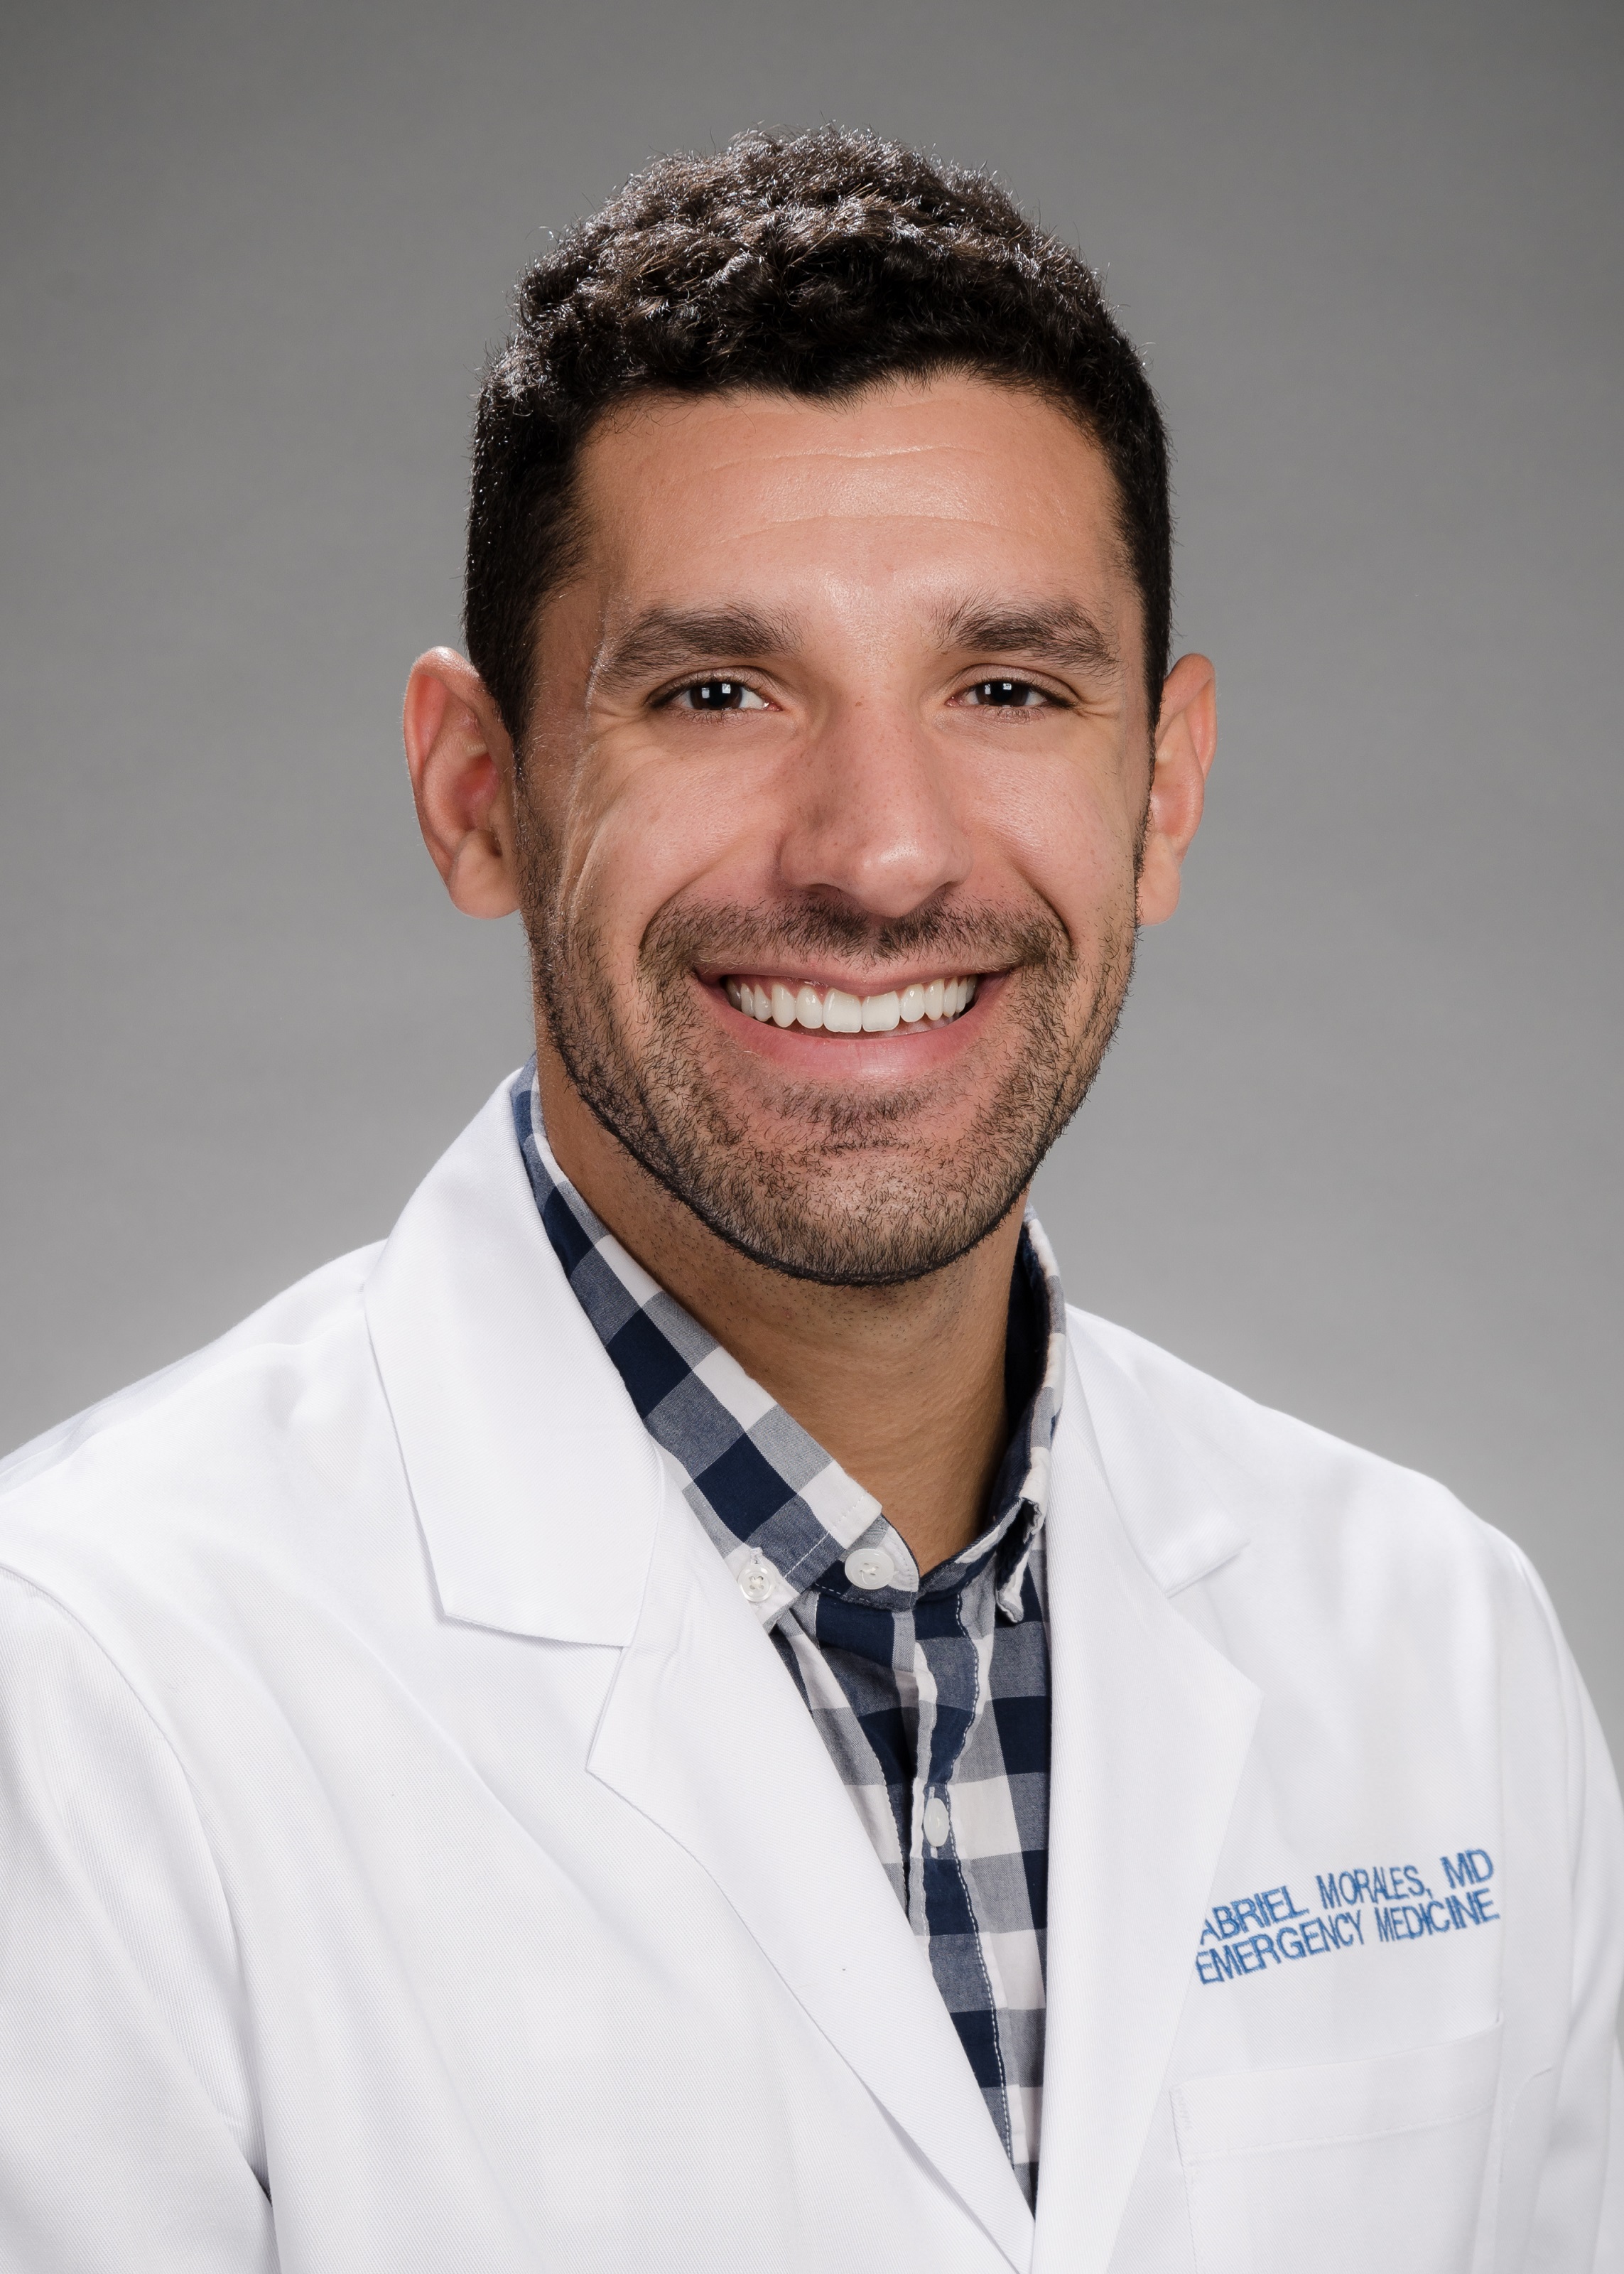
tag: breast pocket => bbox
[1172,2024,1502,2274]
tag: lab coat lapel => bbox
[589,1478,1036,2273]
[364,1080,666,1648]
[1034,1334,1260,2274]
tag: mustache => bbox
[639,897,1074,986]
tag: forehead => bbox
[570,375,1131,626]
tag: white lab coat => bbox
[0,1076,1618,2273]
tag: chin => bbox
[664,1148,1027,1289]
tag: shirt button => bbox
[737,1557,774,1604]
[844,1546,896,1592]
[923,1796,951,1848]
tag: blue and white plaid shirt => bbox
[513,1066,1066,2204]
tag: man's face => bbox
[515,375,1159,1286]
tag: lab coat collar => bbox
[363,1078,666,1647]
[363,1078,1252,1659]
[1066,1307,1253,1598]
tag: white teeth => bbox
[725,973,978,1035]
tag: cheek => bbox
[973,756,1141,951]
[557,738,771,957]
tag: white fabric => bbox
[0,1073,1618,2274]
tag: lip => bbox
[696,966,1006,1065]
[693,960,1005,997]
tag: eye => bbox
[958,677,1056,709]
[666,678,771,712]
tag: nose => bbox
[776,699,973,920]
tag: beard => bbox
[521,839,1135,1288]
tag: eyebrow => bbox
[931,596,1121,679]
[589,606,799,699]
[588,593,1122,701]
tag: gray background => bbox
[2,0,1620,1752]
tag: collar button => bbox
[844,1546,896,1592]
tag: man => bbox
[0,126,1618,2273]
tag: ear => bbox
[402,647,520,918]
[1136,652,1217,927]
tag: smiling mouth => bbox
[720,973,980,1033]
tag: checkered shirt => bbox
[512,1065,1066,2204]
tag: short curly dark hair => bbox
[466,126,1171,744]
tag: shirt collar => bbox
[511,1063,1066,1626]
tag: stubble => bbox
[521,819,1136,1286]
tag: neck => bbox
[537,1050,1024,1573]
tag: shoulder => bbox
[0,1244,389,1630]
[1065,1303,1543,1622]
[1063,1310,1616,1826]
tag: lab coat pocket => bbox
[1172,2023,1503,2274]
